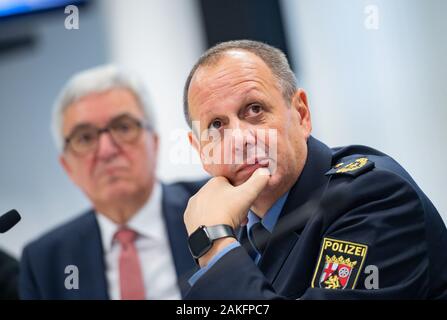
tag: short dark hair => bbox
[183,40,297,128]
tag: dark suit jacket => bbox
[19,181,205,299]
[0,248,19,299]
[185,136,447,299]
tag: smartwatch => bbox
[188,224,236,263]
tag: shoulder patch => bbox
[325,157,374,177]
[311,237,368,290]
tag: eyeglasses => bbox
[64,114,151,156]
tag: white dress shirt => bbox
[95,182,181,300]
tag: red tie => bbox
[115,228,145,300]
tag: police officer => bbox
[182,40,447,299]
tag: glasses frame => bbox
[63,115,152,156]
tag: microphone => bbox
[0,209,21,233]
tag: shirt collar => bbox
[247,191,289,233]
[96,182,163,252]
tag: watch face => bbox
[188,226,212,259]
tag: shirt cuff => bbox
[188,241,241,286]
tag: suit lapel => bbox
[74,211,109,299]
[258,136,334,284]
[161,184,196,297]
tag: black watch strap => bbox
[206,224,236,240]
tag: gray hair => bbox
[183,40,297,128]
[51,64,156,152]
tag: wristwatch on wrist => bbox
[188,224,236,263]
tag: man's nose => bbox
[228,120,256,153]
[96,131,120,160]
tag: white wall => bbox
[281,0,447,223]
[101,0,207,182]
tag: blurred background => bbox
[0,0,446,258]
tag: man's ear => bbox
[60,155,84,189]
[189,130,215,176]
[152,132,160,154]
[60,155,73,180]
[188,131,200,153]
[291,88,312,137]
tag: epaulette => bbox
[325,156,375,178]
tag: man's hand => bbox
[184,167,270,234]
[184,168,270,266]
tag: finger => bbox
[204,175,230,190]
[236,167,270,203]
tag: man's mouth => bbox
[106,166,126,173]
[236,158,270,174]
[95,166,128,179]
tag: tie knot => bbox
[115,228,137,245]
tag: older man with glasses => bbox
[19,65,204,300]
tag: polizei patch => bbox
[311,237,368,290]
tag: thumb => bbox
[236,167,270,204]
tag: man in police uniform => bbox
[181,40,447,299]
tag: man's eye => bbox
[115,122,131,132]
[209,119,222,130]
[247,104,262,116]
[76,132,95,144]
